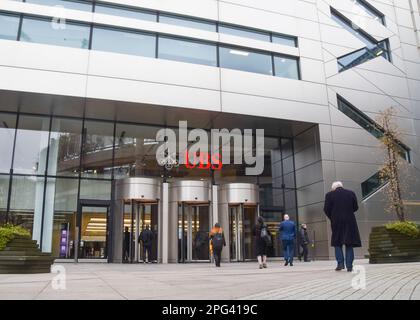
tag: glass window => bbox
[81,120,114,179]
[20,17,90,49]
[337,95,410,161]
[9,175,44,238]
[331,8,376,49]
[13,115,50,175]
[80,179,111,200]
[274,55,299,79]
[219,46,273,75]
[362,171,383,198]
[0,12,20,41]
[51,178,78,258]
[48,117,82,177]
[0,113,16,173]
[0,174,9,224]
[114,123,164,178]
[158,37,217,67]
[92,27,156,57]
[351,0,385,25]
[25,0,92,12]
[219,24,270,42]
[272,35,297,47]
[94,4,156,22]
[159,14,216,32]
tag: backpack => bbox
[261,226,272,246]
[212,232,224,250]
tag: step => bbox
[0,255,54,263]
[0,250,51,257]
[0,266,51,274]
[8,238,38,245]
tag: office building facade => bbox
[0,0,420,262]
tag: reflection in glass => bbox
[158,37,217,66]
[274,56,299,80]
[9,175,44,240]
[25,0,92,12]
[95,3,156,21]
[48,117,82,177]
[114,124,163,178]
[20,17,90,49]
[159,14,215,32]
[0,175,9,224]
[92,27,156,57]
[81,120,114,179]
[219,24,270,42]
[51,178,78,258]
[272,35,297,47]
[79,206,108,259]
[0,113,16,173]
[0,13,20,40]
[219,46,273,75]
[13,115,50,175]
[80,179,111,200]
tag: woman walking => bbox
[254,216,271,269]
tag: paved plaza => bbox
[0,260,419,300]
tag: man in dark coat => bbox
[324,181,361,272]
[139,225,154,263]
[123,227,130,262]
[298,224,310,262]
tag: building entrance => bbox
[124,200,159,263]
[229,204,258,262]
[178,203,210,263]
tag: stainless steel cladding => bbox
[114,177,162,201]
[218,183,259,205]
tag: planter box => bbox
[0,236,54,273]
[369,226,420,264]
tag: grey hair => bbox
[331,181,343,191]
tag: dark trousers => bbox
[282,240,294,263]
[335,245,354,270]
[143,245,152,262]
[213,248,222,267]
[300,243,309,261]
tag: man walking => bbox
[324,181,361,272]
[139,225,153,263]
[279,214,296,266]
[209,222,226,267]
[298,224,310,262]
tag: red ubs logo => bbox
[185,151,222,170]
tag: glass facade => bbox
[337,95,411,162]
[94,3,156,22]
[219,24,270,42]
[274,56,300,80]
[331,7,391,71]
[158,37,217,67]
[219,47,273,75]
[159,14,216,32]
[92,27,156,57]
[0,113,16,173]
[0,111,298,260]
[0,10,301,79]
[20,17,90,49]
[0,12,20,41]
[25,0,92,12]
[272,34,297,47]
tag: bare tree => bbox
[376,107,406,222]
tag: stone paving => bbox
[0,259,419,300]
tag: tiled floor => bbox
[0,259,419,300]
